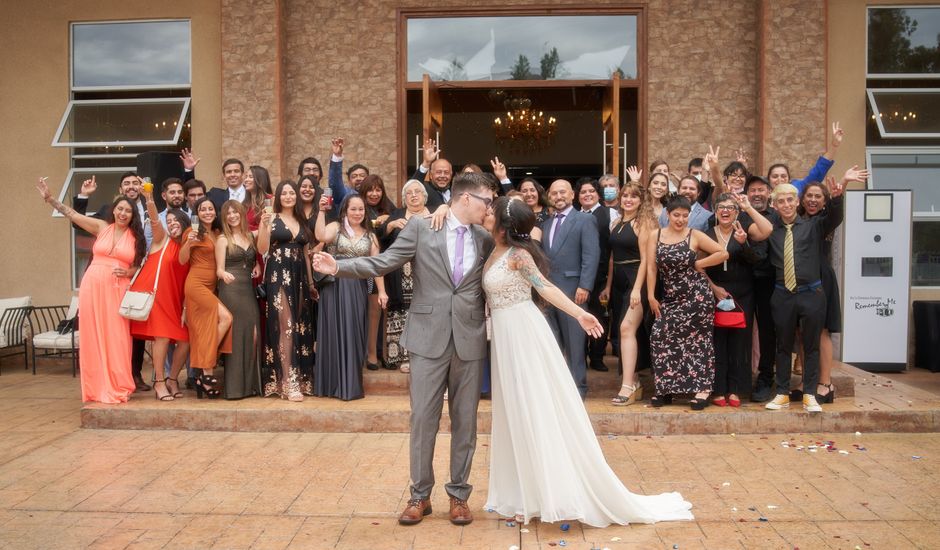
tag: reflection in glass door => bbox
[407,84,637,188]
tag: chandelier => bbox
[493,97,557,151]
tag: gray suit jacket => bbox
[335,216,494,361]
[541,209,600,295]
[659,202,713,232]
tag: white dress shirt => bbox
[445,212,476,282]
[228,185,246,203]
[548,205,574,248]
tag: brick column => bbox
[759,0,828,177]
[220,0,286,182]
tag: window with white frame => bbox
[55,19,192,288]
[867,6,940,287]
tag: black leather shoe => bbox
[751,383,773,403]
[590,361,609,372]
[133,376,151,393]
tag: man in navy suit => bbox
[541,179,600,398]
[207,158,246,212]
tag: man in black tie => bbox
[764,181,844,413]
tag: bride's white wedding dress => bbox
[482,249,694,527]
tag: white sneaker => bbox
[803,395,822,413]
[765,394,790,410]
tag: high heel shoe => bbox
[690,397,710,411]
[154,379,174,401]
[611,383,643,406]
[650,394,672,408]
[817,383,835,404]
[166,378,184,398]
[195,374,221,399]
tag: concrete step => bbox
[364,359,856,397]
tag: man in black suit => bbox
[207,158,246,211]
[412,138,453,209]
[576,178,611,372]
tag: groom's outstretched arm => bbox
[336,216,422,278]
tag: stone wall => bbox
[646,0,760,174]
[762,0,828,176]
[220,0,284,186]
[220,0,827,190]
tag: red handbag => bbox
[714,297,747,329]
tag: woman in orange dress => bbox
[179,197,232,398]
[36,177,146,404]
[129,186,192,400]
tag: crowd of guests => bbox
[36,124,866,413]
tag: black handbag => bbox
[56,317,78,334]
[254,284,267,300]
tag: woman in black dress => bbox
[800,179,844,403]
[647,197,728,410]
[257,181,316,401]
[599,181,658,406]
[359,175,395,371]
[313,194,386,400]
[703,193,772,407]
[518,177,551,225]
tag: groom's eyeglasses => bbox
[465,192,494,209]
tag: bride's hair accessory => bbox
[505,199,528,240]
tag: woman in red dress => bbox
[129,186,193,400]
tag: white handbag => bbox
[118,241,168,321]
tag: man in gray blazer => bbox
[659,176,713,231]
[541,179,600,398]
[313,173,495,526]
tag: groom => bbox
[313,172,494,526]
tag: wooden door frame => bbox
[396,5,647,185]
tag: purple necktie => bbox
[550,212,566,248]
[452,226,467,286]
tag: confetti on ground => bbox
[510,546,519,550]
[839,450,850,455]
[610,537,622,542]
[722,482,731,487]
[520,528,529,533]
[560,523,570,531]
[759,517,769,522]
[767,505,778,509]
[913,456,922,460]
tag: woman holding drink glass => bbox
[36,177,146,403]
[258,181,317,401]
[179,197,232,398]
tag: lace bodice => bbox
[483,249,533,310]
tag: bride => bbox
[483,196,693,527]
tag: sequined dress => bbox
[314,230,371,400]
[262,217,315,397]
[483,248,693,527]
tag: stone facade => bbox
[220,0,827,191]
[762,0,828,176]
[647,0,760,173]
[221,0,285,184]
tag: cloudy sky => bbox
[72,20,190,88]
[408,15,636,81]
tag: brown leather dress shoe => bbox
[449,496,473,525]
[398,498,432,525]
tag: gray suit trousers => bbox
[408,339,483,501]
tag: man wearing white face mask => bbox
[598,174,621,221]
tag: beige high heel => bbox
[611,383,643,406]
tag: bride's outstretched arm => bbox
[508,249,603,338]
